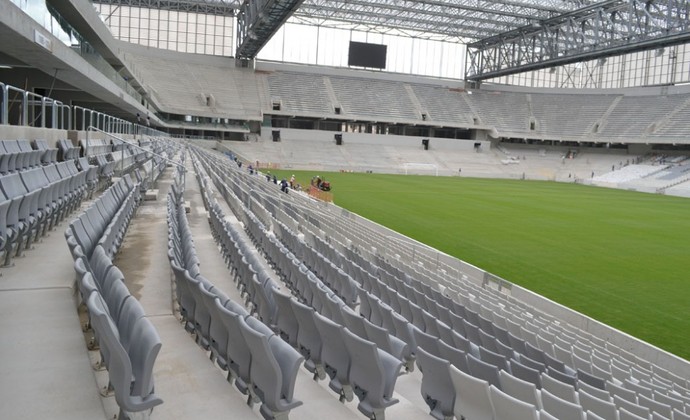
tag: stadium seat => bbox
[341,328,402,419]
[490,385,539,420]
[449,364,493,420]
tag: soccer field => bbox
[272,170,690,360]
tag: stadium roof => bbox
[96,0,595,42]
[295,0,593,42]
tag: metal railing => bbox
[1,82,165,137]
[1,82,70,129]
[87,126,185,187]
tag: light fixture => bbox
[0,65,13,69]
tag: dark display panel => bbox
[348,41,387,69]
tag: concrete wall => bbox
[260,127,491,151]
[0,126,69,147]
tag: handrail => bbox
[87,126,186,187]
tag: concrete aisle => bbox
[0,200,107,419]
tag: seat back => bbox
[341,328,401,418]
[416,346,455,419]
[214,300,252,394]
[128,316,162,398]
[341,305,368,338]
[312,311,351,396]
[412,326,441,357]
[490,384,539,420]
[578,389,617,420]
[542,371,579,403]
[290,299,323,366]
[271,289,299,346]
[449,364,493,420]
[498,370,542,410]
[541,389,586,420]
[438,339,469,374]
[467,353,501,388]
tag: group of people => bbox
[263,171,299,193]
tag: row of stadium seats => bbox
[65,174,164,420]
[0,159,93,266]
[190,143,690,420]
[167,157,305,420]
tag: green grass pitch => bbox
[270,170,690,360]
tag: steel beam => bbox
[294,0,586,41]
[236,0,307,59]
[94,0,238,15]
[465,0,690,80]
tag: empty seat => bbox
[578,389,617,420]
[542,371,579,403]
[499,370,542,410]
[239,316,304,420]
[437,339,469,374]
[638,393,672,419]
[578,368,607,390]
[313,311,353,401]
[290,299,326,380]
[86,293,163,418]
[613,395,651,419]
[362,317,414,372]
[618,406,649,420]
[490,384,539,420]
[468,353,501,388]
[416,346,455,420]
[341,328,402,419]
[214,300,253,395]
[578,380,612,402]
[541,389,586,420]
[449,364,493,420]
[271,289,299,346]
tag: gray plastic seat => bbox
[313,311,353,402]
[239,316,304,420]
[86,293,163,418]
[578,368,607,390]
[362,317,414,372]
[490,384,539,420]
[116,296,146,352]
[673,408,690,420]
[449,364,494,420]
[104,278,132,325]
[637,393,672,419]
[577,381,611,402]
[480,345,509,372]
[548,365,578,387]
[198,286,230,369]
[341,328,402,420]
[542,371,579,403]
[416,346,455,420]
[341,305,368,338]
[437,339,469,374]
[578,389,617,420]
[613,395,650,418]
[128,316,163,398]
[214,300,253,395]
[510,359,542,388]
[412,326,441,357]
[607,381,637,403]
[290,299,325,380]
[541,389,586,420]
[272,289,299,346]
[468,353,501,388]
[499,370,542,410]
[618,406,649,420]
